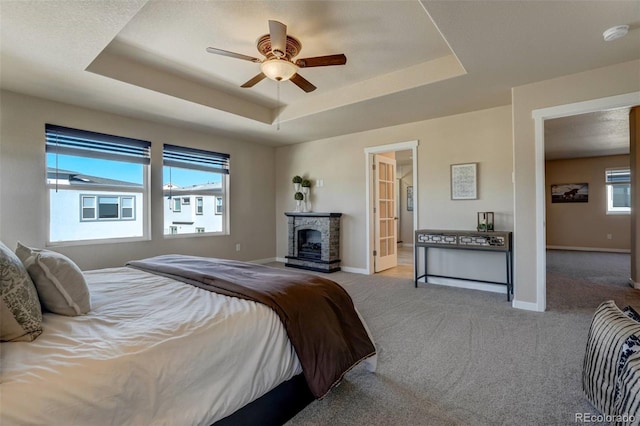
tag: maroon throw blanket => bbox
[127,255,376,398]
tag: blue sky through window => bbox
[47,154,223,187]
[163,166,222,188]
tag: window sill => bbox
[46,235,150,248]
[163,231,228,239]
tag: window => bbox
[81,196,96,220]
[46,124,150,244]
[173,197,181,212]
[163,144,229,236]
[182,197,190,205]
[121,197,134,219]
[606,168,631,215]
[80,195,136,221]
[170,226,178,235]
[215,196,223,215]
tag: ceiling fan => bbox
[206,20,347,93]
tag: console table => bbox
[414,229,513,301]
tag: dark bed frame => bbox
[213,373,314,426]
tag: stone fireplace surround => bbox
[285,212,342,273]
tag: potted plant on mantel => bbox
[292,175,303,192]
[294,191,304,212]
[301,179,311,195]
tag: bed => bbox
[0,251,377,425]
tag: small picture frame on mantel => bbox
[451,162,478,200]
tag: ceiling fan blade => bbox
[268,20,287,57]
[290,73,316,93]
[206,47,261,63]
[295,54,347,68]
[241,73,267,88]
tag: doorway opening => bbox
[544,109,632,310]
[364,140,419,277]
[532,91,639,312]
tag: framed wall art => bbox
[550,183,589,203]
[451,163,477,200]
[407,186,413,211]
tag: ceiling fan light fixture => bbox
[260,58,298,82]
[603,25,629,41]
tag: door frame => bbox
[365,140,419,275]
[531,91,639,311]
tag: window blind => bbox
[163,144,230,174]
[605,168,630,184]
[45,124,151,165]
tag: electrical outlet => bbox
[235,243,241,251]
[607,234,612,240]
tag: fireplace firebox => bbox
[297,229,322,260]
[285,212,341,273]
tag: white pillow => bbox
[15,242,90,316]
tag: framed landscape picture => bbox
[550,183,589,203]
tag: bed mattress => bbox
[0,266,302,425]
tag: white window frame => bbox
[163,144,230,237]
[196,197,204,215]
[173,197,182,212]
[46,124,150,246]
[605,167,631,215]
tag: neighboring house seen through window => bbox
[163,144,229,236]
[605,167,631,215]
[46,124,150,244]
[215,196,223,215]
[80,195,136,221]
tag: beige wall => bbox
[398,165,414,245]
[545,155,630,250]
[275,105,514,273]
[0,90,277,270]
[513,59,640,307]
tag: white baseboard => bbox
[512,299,544,312]
[340,266,368,275]
[402,243,414,248]
[546,245,630,253]
[275,257,287,263]
[630,278,640,289]
[423,276,507,295]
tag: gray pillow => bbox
[0,241,43,341]
[15,242,90,316]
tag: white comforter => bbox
[0,267,302,425]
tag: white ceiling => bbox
[1,0,639,152]
[545,108,631,160]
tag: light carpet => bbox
[277,251,636,425]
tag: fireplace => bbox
[297,229,322,260]
[285,212,342,273]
